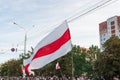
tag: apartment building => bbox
[99,16,120,51]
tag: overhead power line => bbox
[67,0,117,23]
[23,0,119,40]
[1,0,118,51]
[28,0,117,41]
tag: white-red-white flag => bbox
[23,21,72,74]
[21,65,26,77]
[56,62,60,70]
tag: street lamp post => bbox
[13,22,27,55]
[24,33,27,55]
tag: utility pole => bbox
[13,22,27,55]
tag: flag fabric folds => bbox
[56,62,60,70]
[23,21,72,75]
[21,65,26,77]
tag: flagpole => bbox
[13,22,27,55]
[59,68,63,78]
[71,45,74,79]
[56,62,63,78]
[72,52,73,79]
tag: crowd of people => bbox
[0,75,69,80]
[0,75,119,80]
[0,75,91,80]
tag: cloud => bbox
[0,0,120,63]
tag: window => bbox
[111,26,115,29]
[111,30,115,34]
[104,38,105,41]
[112,34,115,36]
[104,34,105,36]
[111,21,115,25]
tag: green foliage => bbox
[27,45,99,77]
[34,52,72,77]
[94,36,120,80]
[0,45,100,78]
[0,59,22,76]
[72,45,100,77]
[0,47,34,77]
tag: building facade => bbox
[99,16,120,51]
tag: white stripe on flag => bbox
[56,62,60,70]
[23,20,72,72]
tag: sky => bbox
[0,0,120,64]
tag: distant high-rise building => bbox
[99,16,120,51]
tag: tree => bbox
[71,45,97,77]
[0,59,22,76]
[0,47,34,77]
[94,36,120,80]
[34,52,72,77]
[88,45,100,60]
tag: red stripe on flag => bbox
[32,29,71,60]
[25,64,30,75]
